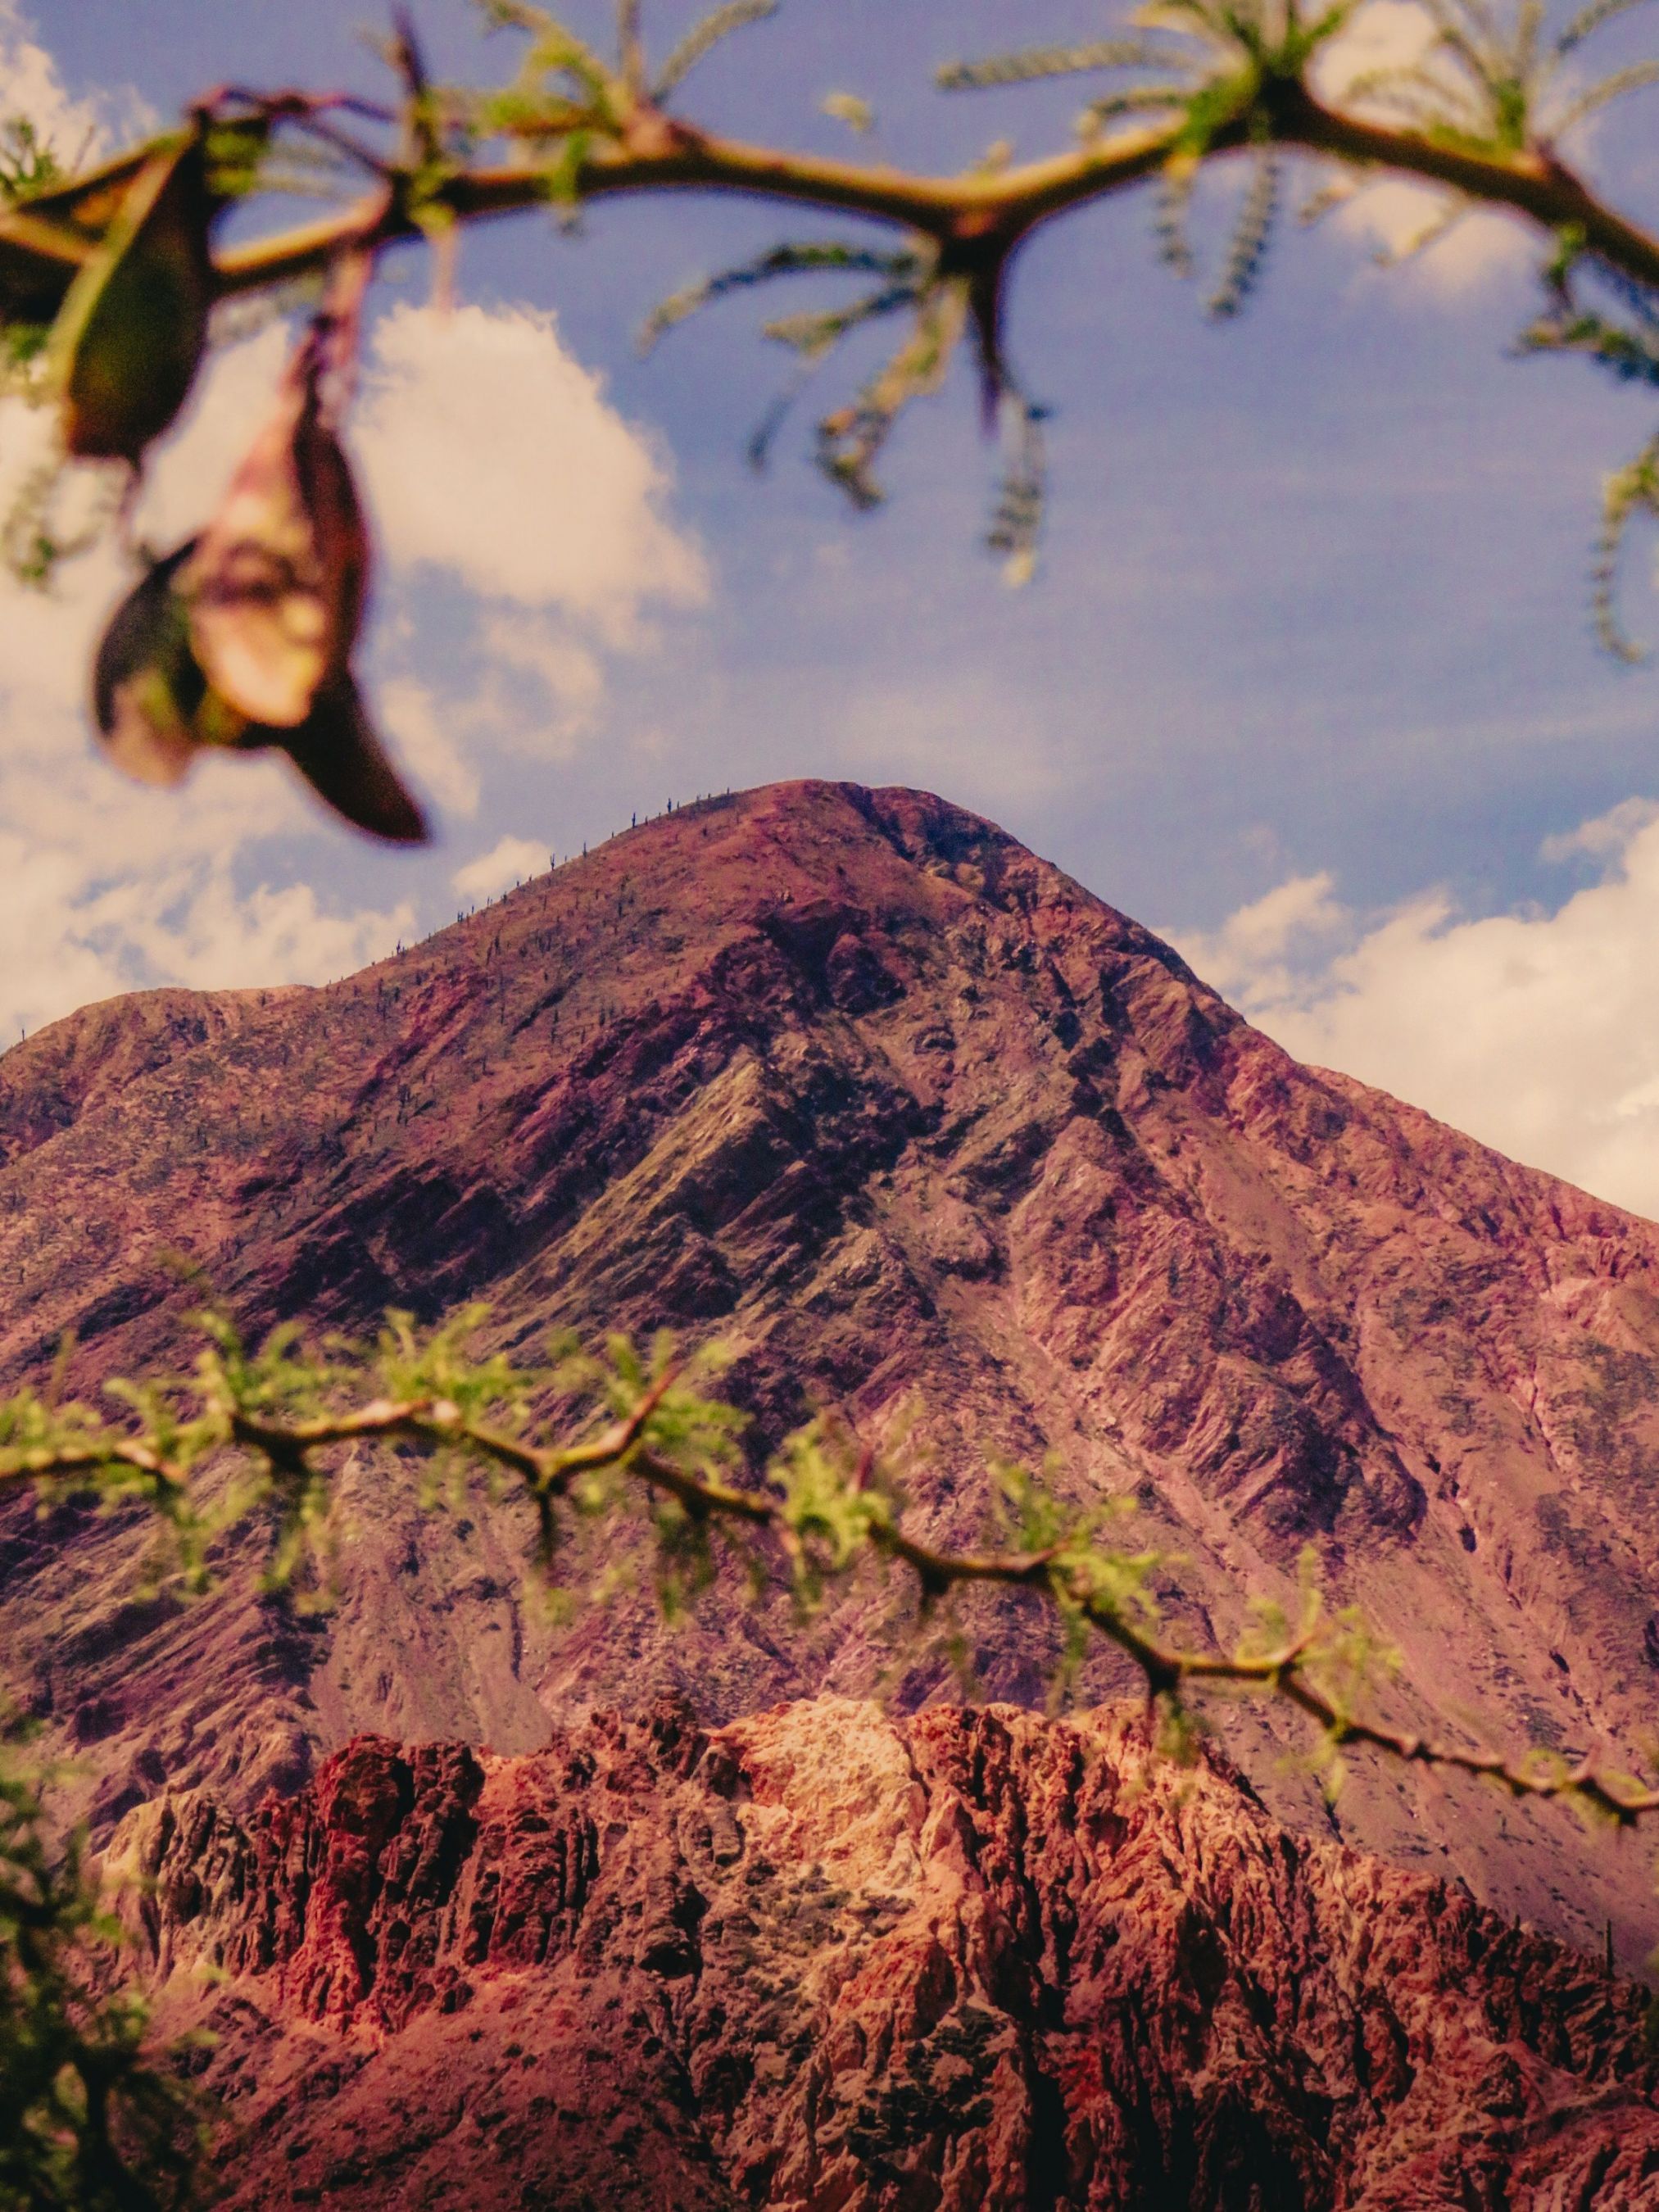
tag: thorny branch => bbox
[216,95,1657,295]
[6,0,1659,458]
[3,1307,1656,1829]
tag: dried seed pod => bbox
[92,540,220,786]
[93,542,425,841]
[90,242,423,845]
[277,676,428,845]
[52,130,214,463]
[185,328,368,729]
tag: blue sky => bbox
[6,0,1659,1208]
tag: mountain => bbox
[114,1698,1659,2211]
[2,779,1657,1974]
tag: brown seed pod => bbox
[186,310,369,730]
[51,129,214,463]
[93,549,426,841]
[92,539,224,787]
[276,675,428,845]
[90,244,424,845]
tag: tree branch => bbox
[197,96,1659,301]
[8,1363,1657,1827]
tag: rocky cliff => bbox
[2,780,1657,1968]
[115,1698,1659,2211]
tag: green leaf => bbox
[653,0,779,101]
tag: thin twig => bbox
[9,1382,1656,1824]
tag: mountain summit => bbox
[2,781,1657,1969]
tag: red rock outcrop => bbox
[3,782,1658,1969]
[114,1698,1658,2210]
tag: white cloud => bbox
[354,304,709,639]
[452,834,547,904]
[1331,183,1530,292]
[480,613,606,749]
[377,676,481,819]
[0,748,417,1039]
[1174,800,1659,1220]
[0,0,149,169]
[1539,796,1658,863]
[1181,870,1345,1003]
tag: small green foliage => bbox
[773,1419,897,1609]
[640,228,1045,549]
[476,2,616,113]
[199,116,271,206]
[1592,428,1659,660]
[986,390,1048,587]
[1320,0,1659,152]
[640,241,925,352]
[820,92,876,136]
[1207,142,1280,317]
[1,449,126,589]
[652,0,780,103]
[2,1292,1656,2204]
[0,117,64,204]
[3,1300,1657,1834]
[938,39,1192,93]
[815,276,969,508]
[0,1720,203,2211]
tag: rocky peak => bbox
[114,1697,1659,2210]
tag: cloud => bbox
[1331,183,1529,291]
[354,304,709,639]
[0,746,418,1038]
[478,614,606,750]
[0,0,149,166]
[1539,796,1659,863]
[452,834,548,904]
[1180,871,1345,1003]
[1173,800,1659,1220]
[377,676,482,819]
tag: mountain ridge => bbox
[2,778,1657,1971]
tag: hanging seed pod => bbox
[186,274,369,728]
[51,129,214,463]
[90,252,425,843]
[93,550,425,840]
[92,540,219,786]
[278,676,428,844]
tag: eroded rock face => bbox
[115,1699,1658,2211]
[3,782,1659,1966]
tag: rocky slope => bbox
[114,1697,1659,2211]
[2,780,1658,1967]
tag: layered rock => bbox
[2,782,1658,1965]
[115,1698,1659,2211]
